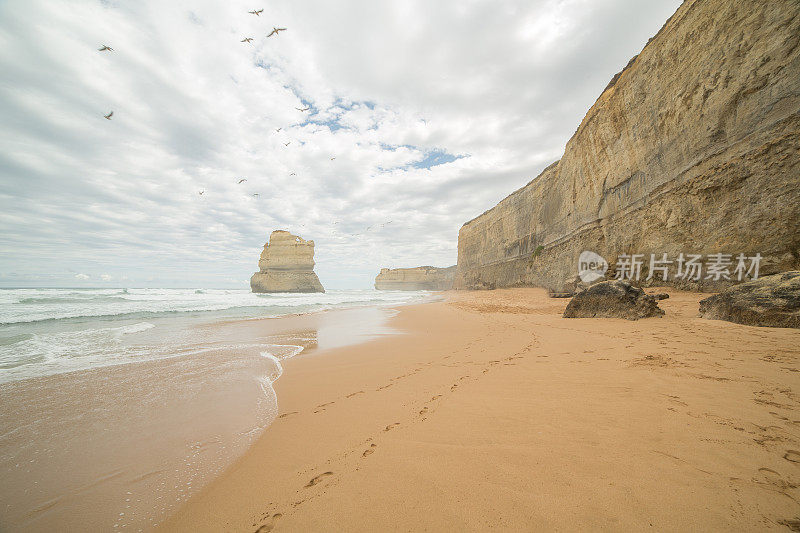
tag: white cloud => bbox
[0,0,682,288]
[74,273,90,280]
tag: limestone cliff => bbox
[454,0,800,292]
[374,266,456,291]
[250,230,325,293]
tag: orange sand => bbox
[160,288,800,531]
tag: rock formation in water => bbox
[563,280,665,320]
[374,266,456,291]
[698,271,800,328]
[250,230,325,293]
[454,0,800,293]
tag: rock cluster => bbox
[699,271,800,328]
[563,281,665,320]
[454,0,800,291]
[374,266,456,291]
[250,230,325,293]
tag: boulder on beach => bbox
[548,275,590,298]
[698,271,800,328]
[563,280,665,320]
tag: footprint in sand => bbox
[313,401,335,413]
[254,513,282,532]
[778,518,800,531]
[756,467,798,492]
[305,472,334,488]
[784,450,800,463]
[278,412,298,419]
[346,391,365,398]
[383,423,400,432]
[419,406,428,415]
[362,444,377,457]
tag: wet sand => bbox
[0,306,402,532]
[160,288,800,532]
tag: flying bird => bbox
[249,9,263,16]
[238,178,247,184]
[98,45,113,52]
[295,106,310,112]
[284,141,291,146]
[104,111,113,120]
[267,27,287,37]
[241,37,253,43]
[330,157,336,160]
[275,127,282,132]
[252,193,259,197]
[199,190,205,195]
[289,172,296,176]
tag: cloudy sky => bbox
[0,0,681,289]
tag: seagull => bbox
[98,45,113,52]
[104,111,113,120]
[238,178,247,184]
[275,127,282,132]
[199,190,205,195]
[241,37,253,43]
[284,141,291,146]
[252,193,259,197]
[330,157,336,160]
[295,106,310,112]
[249,9,263,16]
[289,172,296,176]
[267,27,287,37]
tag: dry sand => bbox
[160,288,800,532]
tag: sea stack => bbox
[374,266,456,291]
[250,230,325,293]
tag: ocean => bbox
[0,287,431,384]
[0,287,434,530]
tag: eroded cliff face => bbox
[454,0,800,292]
[250,230,325,293]
[374,266,456,291]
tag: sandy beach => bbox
[0,303,415,531]
[2,0,798,531]
[157,288,800,531]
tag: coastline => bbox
[0,302,421,532]
[160,288,800,531]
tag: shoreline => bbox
[160,288,800,531]
[0,303,413,532]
